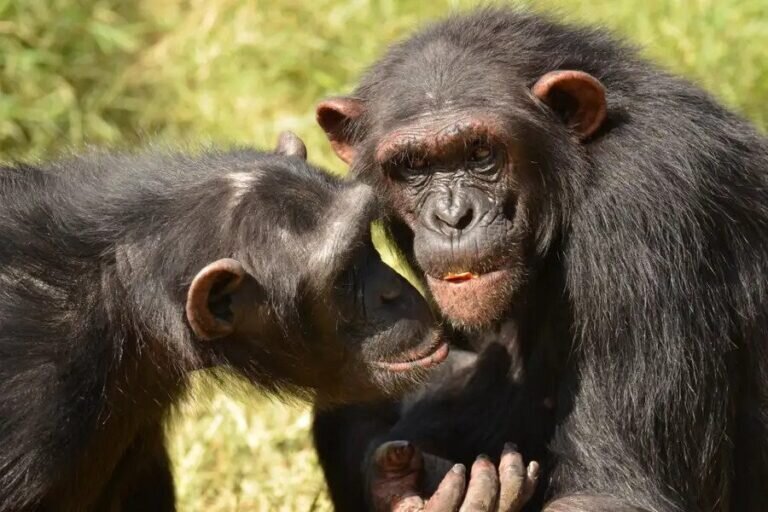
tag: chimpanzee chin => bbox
[314,7,768,512]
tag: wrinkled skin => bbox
[365,345,541,512]
[370,441,538,512]
[313,7,768,512]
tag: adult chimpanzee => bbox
[313,8,768,512]
[0,133,460,511]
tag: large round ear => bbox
[531,70,607,140]
[186,258,245,341]
[275,130,308,160]
[316,97,365,165]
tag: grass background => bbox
[1,0,766,510]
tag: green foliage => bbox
[1,1,765,510]
[1,0,765,167]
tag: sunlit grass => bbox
[1,0,766,510]
[168,375,333,511]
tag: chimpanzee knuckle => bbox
[497,447,535,512]
[391,496,427,512]
[370,450,426,512]
[419,451,460,495]
[499,447,525,477]
[458,457,500,512]
[518,481,536,507]
[424,464,466,512]
[378,441,413,469]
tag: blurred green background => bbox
[1,0,766,510]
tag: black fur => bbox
[0,146,439,510]
[314,8,768,511]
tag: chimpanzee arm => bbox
[93,423,175,511]
[313,400,401,511]
[384,343,552,470]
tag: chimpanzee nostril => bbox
[380,277,403,302]
[454,208,473,230]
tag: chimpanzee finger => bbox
[497,444,541,512]
[421,450,459,495]
[459,455,499,512]
[370,440,425,512]
[497,443,527,512]
[520,461,540,506]
[424,464,467,512]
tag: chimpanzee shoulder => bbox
[0,142,445,510]
[313,7,768,511]
[0,147,302,507]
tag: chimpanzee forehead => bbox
[366,40,527,133]
[374,114,508,164]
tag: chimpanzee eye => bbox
[468,143,495,167]
[386,153,431,184]
[407,155,429,171]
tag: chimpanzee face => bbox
[184,152,448,404]
[316,45,606,328]
[369,111,531,328]
[309,234,449,402]
[333,236,447,364]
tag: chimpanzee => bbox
[0,132,460,511]
[313,8,768,512]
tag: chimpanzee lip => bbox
[427,269,507,285]
[424,270,515,327]
[373,335,449,372]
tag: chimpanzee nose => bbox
[435,205,473,230]
[429,195,475,233]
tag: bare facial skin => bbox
[313,7,768,512]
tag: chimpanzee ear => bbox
[531,70,607,140]
[186,258,246,341]
[275,130,308,160]
[316,97,365,164]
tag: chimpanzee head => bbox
[315,12,607,328]
[181,134,448,404]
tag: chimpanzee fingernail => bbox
[477,454,490,462]
[452,463,466,475]
[503,442,518,453]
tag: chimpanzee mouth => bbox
[373,334,449,373]
[427,269,508,288]
[442,271,479,283]
[424,269,516,327]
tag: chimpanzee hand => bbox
[369,440,538,512]
[387,342,528,468]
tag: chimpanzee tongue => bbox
[443,271,478,283]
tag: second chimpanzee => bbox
[314,8,768,512]
[0,133,459,511]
